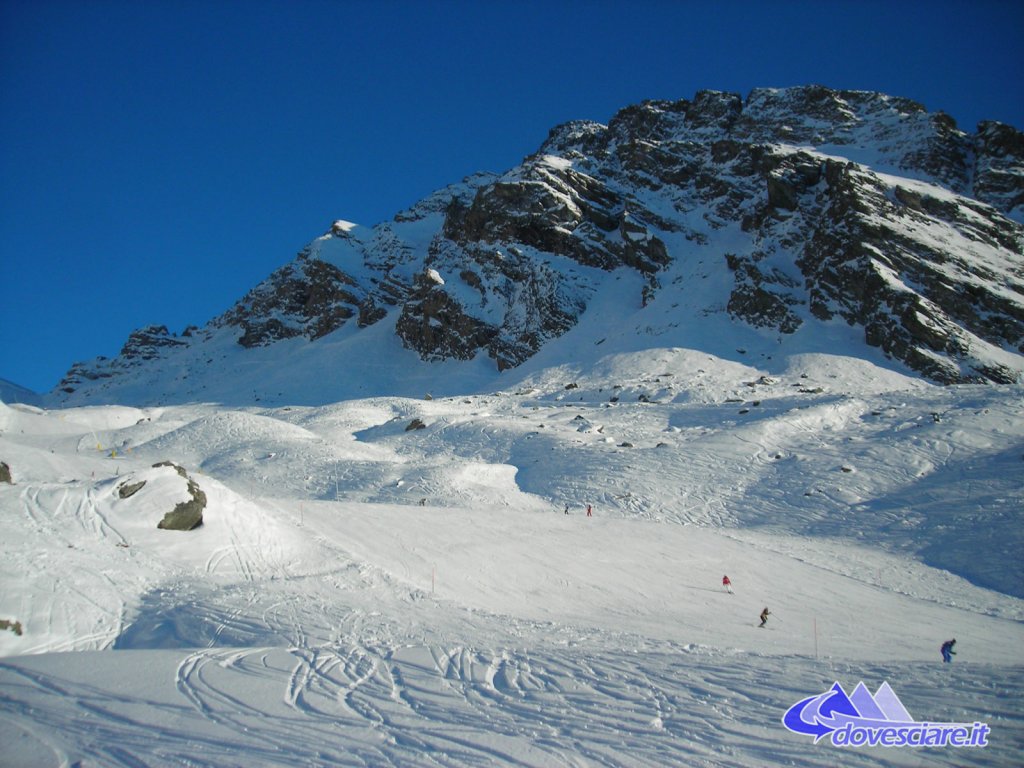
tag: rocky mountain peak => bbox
[54,86,1024,404]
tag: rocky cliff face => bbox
[55,86,1024,401]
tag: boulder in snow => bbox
[117,480,147,499]
[0,619,23,636]
[157,476,206,531]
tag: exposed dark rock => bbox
[58,359,114,394]
[0,619,23,636]
[117,480,146,499]
[395,276,498,363]
[725,254,803,335]
[219,259,362,348]
[796,156,1023,382]
[157,476,206,531]
[894,186,925,212]
[0,461,11,484]
[767,176,801,211]
[405,418,427,431]
[120,325,188,362]
[357,297,389,328]
[974,121,1024,216]
[153,461,188,478]
[685,90,743,131]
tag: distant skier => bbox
[722,575,733,594]
[586,503,593,517]
[564,504,570,515]
[759,607,770,627]
[941,638,956,663]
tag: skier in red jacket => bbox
[722,575,733,594]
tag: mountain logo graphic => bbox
[782,682,990,748]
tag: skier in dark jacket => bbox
[941,638,956,663]
[759,607,770,627]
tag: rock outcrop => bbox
[117,479,146,499]
[145,462,207,531]
[156,471,206,531]
[218,256,366,348]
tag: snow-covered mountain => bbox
[3,87,1023,766]
[53,86,1024,407]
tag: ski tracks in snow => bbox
[9,484,129,654]
[68,638,1023,767]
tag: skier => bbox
[564,504,570,515]
[941,638,956,663]
[722,575,733,594]
[759,607,770,627]
[586,503,593,517]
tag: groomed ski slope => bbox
[1,349,1023,766]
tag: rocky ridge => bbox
[55,86,1024,402]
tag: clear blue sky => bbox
[2,0,1022,394]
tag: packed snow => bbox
[1,342,1022,766]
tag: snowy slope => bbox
[2,346,1022,766]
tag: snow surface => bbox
[1,343,1023,766]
